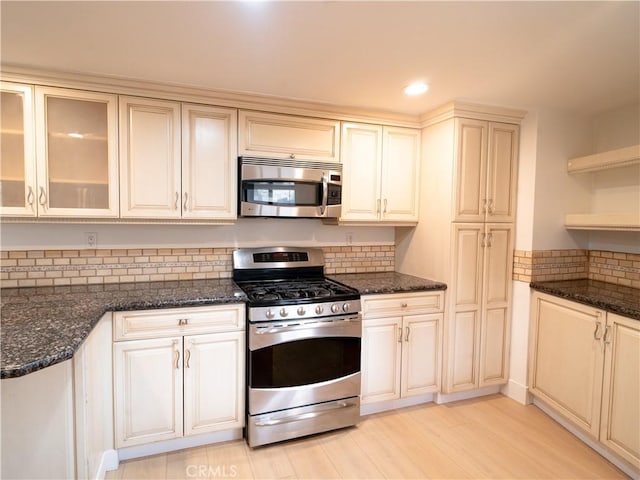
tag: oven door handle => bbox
[250,317,362,350]
[254,400,353,427]
[319,172,328,216]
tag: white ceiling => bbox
[1,1,639,118]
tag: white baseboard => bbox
[534,399,639,479]
[435,385,500,404]
[360,393,435,416]
[500,379,531,405]
[97,449,119,478]
[117,429,243,461]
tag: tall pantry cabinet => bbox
[395,103,525,395]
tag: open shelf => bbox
[567,144,640,173]
[565,213,640,231]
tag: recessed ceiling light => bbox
[404,82,429,96]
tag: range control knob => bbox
[297,307,306,316]
[315,305,324,315]
[342,303,350,312]
[279,308,289,318]
[331,304,340,314]
[265,309,275,320]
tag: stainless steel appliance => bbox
[233,247,361,447]
[238,157,342,219]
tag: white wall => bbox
[592,103,640,152]
[0,219,394,250]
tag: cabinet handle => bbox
[27,187,35,210]
[178,318,188,326]
[482,198,488,214]
[185,348,191,368]
[603,325,612,345]
[401,303,408,308]
[488,199,495,214]
[593,320,602,340]
[289,153,296,159]
[376,199,381,214]
[174,192,180,210]
[38,187,47,208]
[398,327,402,343]
[174,349,180,369]
[486,233,493,248]
[383,198,388,215]
[183,192,189,210]
[405,326,410,342]
[481,233,486,248]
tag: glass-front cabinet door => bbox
[35,87,118,217]
[0,82,36,216]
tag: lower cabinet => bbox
[361,292,444,404]
[529,292,639,470]
[113,305,245,449]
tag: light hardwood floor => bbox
[106,395,629,479]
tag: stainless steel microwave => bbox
[238,157,342,219]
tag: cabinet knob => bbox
[401,303,408,308]
[289,153,296,159]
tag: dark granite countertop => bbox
[329,272,447,295]
[1,279,247,379]
[530,279,640,320]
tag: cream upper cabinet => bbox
[599,313,640,469]
[444,223,513,393]
[0,82,36,216]
[341,122,420,224]
[119,96,182,218]
[181,104,237,220]
[239,110,340,162]
[529,292,606,438]
[34,87,119,217]
[361,292,443,405]
[453,119,519,223]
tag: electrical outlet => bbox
[84,232,97,248]
[346,232,353,245]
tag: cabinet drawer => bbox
[113,304,245,341]
[362,291,444,317]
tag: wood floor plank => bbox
[104,394,631,480]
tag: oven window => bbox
[243,181,321,206]
[250,337,361,388]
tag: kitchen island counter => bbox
[1,279,247,379]
[329,271,447,295]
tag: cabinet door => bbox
[35,87,119,217]
[529,293,605,439]
[479,224,513,386]
[182,104,237,220]
[183,332,245,436]
[486,123,519,222]
[114,337,183,448]
[401,313,442,397]
[120,96,181,218]
[340,122,382,222]
[0,83,36,216]
[361,316,402,404]
[453,118,487,222]
[445,223,484,392]
[600,313,640,468]
[381,127,420,222]
[239,110,340,162]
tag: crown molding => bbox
[0,64,422,128]
[420,100,527,127]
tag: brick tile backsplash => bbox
[0,245,395,288]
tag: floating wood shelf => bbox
[565,213,640,231]
[567,144,640,173]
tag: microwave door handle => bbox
[320,172,328,216]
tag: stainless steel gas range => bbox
[233,247,362,447]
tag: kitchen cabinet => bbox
[340,122,420,224]
[564,145,640,231]
[361,292,443,404]
[113,305,245,448]
[239,110,340,162]
[120,97,237,220]
[0,82,36,216]
[453,119,519,223]
[530,293,640,470]
[444,223,513,392]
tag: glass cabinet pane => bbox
[45,96,110,209]
[1,90,27,208]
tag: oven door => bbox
[248,315,361,415]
